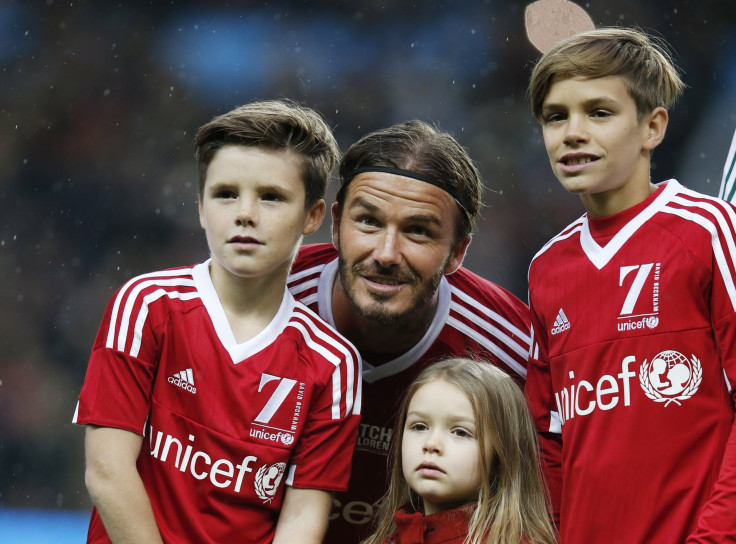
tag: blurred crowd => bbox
[1,0,734,511]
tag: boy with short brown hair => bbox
[74,99,361,544]
[525,28,736,543]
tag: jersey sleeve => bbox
[73,281,161,434]
[687,201,736,541]
[525,292,562,526]
[287,310,362,492]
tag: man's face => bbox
[332,171,469,325]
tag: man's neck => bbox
[331,275,438,365]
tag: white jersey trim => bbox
[578,179,680,270]
[531,217,586,264]
[106,268,195,352]
[288,263,325,284]
[290,305,363,417]
[309,257,452,384]
[192,261,295,364]
[362,277,452,384]
[130,289,200,357]
[450,286,531,349]
[662,201,736,310]
[447,316,527,378]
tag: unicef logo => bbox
[281,433,294,446]
[645,316,659,329]
[254,462,287,503]
[639,350,702,406]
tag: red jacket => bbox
[383,506,471,544]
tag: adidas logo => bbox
[168,368,197,394]
[550,309,571,335]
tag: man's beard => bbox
[336,254,446,328]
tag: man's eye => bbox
[358,216,378,227]
[407,226,429,237]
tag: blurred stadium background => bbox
[1,0,734,541]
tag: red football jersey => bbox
[526,180,736,543]
[287,244,530,543]
[74,261,361,544]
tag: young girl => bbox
[363,358,557,544]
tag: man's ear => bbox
[444,236,471,275]
[330,202,341,250]
[642,107,669,151]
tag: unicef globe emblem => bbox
[645,316,659,329]
[639,350,702,406]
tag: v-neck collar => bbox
[579,179,680,270]
[314,258,451,383]
[192,260,294,363]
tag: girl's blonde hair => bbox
[363,358,557,544]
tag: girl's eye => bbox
[408,422,428,432]
[452,428,473,438]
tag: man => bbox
[287,120,531,543]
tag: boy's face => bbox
[540,75,665,217]
[199,145,324,283]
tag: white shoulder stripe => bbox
[450,287,531,346]
[287,320,343,420]
[287,264,325,283]
[291,309,361,416]
[532,220,585,263]
[449,300,529,359]
[297,293,319,307]
[109,278,196,352]
[105,268,194,348]
[447,316,527,379]
[663,203,736,310]
[549,410,562,434]
[129,289,201,357]
[288,277,319,296]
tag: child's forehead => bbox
[543,75,632,105]
[205,145,305,181]
[410,379,474,408]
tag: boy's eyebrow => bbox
[542,96,621,113]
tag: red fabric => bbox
[74,261,361,543]
[526,180,736,543]
[384,506,471,544]
[288,244,531,544]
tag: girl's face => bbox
[401,379,483,514]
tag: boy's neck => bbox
[582,179,658,219]
[208,263,289,344]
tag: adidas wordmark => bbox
[551,309,571,335]
[168,368,197,394]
